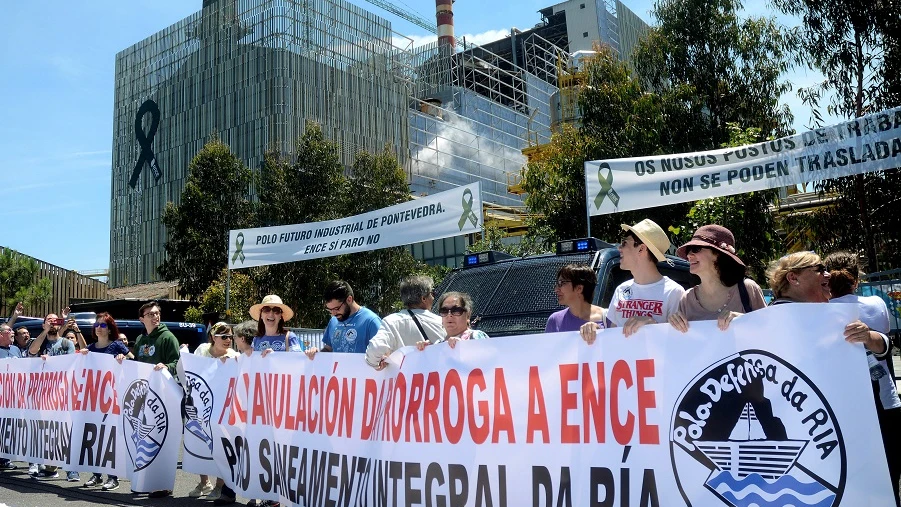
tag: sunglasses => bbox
[619,238,641,248]
[554,279,571,288]
[684,245,708,254]
[438,306,467,316]
[93,322,108,328]
[261,306,283,314]
[808,264,827,274]
[214,333,233,339]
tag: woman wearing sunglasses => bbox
[416,292,487,350]
[187,321,240,502]
[666,225,766,333]
[78,312,129,491]
[248,295,303,356]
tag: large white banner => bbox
[0,353,182,492]
[586,107,901,215]
[228,182,482,269]
[199,303,893,506]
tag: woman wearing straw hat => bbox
[248,295,304,355]
[666,224,766,332]
[581,218,685,343]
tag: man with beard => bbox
[27,311,78,481]
[27,311,76,358]
[0,323,21,471]
[306,280,381,358]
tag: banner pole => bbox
[225,268,231,313]
[585,171,592,238]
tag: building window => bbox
[583,32,589,37]
[580,3,585,8]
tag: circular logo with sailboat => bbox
[670,350,846,507]
[122,379,169,472]
[183,371,214,459]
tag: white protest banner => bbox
[586,106,901,215]
[0,353,182,491]
[228,182,482,268]
[117,358,183,492]
[204,303,894,506]
[181,352,227,476]
[0,353,122,475]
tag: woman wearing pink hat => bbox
[667,224,767,332]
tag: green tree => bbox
[252,126,435,326]
[253,123,348,326]
[0,249,52,314]
[669,124,781,281]
[634,0,795,141]
[184,269,258,324]
[158,135,254,299]
[772,0,901,270]
[467,223,552,257]
[522,47,705,245]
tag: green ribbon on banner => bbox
[231,233,245,264]
[594,162,620,209]
[458,188,479,230]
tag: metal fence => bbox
[290,327,325,350]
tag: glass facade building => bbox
[111,0,638,283]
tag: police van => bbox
[433,238,699,337]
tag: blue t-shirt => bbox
[87,340,130,356]
[252,331,303,352]
[323,307,381,353]
[33,337,75,357]
[0,345,21,360]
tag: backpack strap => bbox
[407,310,431,342]
[737,278,752,313]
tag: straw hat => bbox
[621,219,671,263]
[676,224,745,267]
[249,295,294,321]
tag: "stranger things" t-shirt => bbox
[606,277,684,327]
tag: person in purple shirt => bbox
[545,264,606,333]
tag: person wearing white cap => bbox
[248,295,304,355]
[580,219,685,342]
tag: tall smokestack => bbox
[436,0,455,48]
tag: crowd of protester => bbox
[0,217,899,504]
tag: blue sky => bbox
[0,0,829,274]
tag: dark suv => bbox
[433,238,699,337]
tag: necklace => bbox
[695,285,733,313]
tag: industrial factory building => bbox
[110,0,648,287]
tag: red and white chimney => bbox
[436,0,455,48]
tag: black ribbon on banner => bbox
[130,99,162,188]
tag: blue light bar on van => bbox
[463,250,514,267]
[556,238,604,255]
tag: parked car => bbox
[11,312,207,352]
[432,238,699,337]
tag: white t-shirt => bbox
[607,276,685,327]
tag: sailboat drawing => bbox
[695,403,806,479]
[695,403,835,507]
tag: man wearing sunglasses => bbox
[581,219,685,342]
[307,280,381,358]
[364,275,443,370]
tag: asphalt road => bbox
[0,460,253,507]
